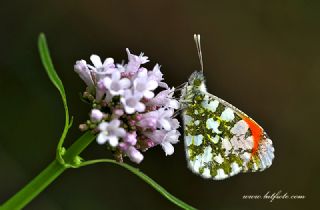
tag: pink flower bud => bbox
[145,139,155,148]
[114,109,124,117]
[90,109,104,122]
[124,132,137,145]
[118,142,129,151]
[129,120,136,126]
[128,147,144,164]
[121,72,129,77]
[150,106,157,111]
[136,114,142,120]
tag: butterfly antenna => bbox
[173,109,183,117]
[174,82,188,91]
[194,34,204,73]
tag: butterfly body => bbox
[180,71,274,180]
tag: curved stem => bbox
[37,34,71,165]
[1,132,95,210]
[79,159,197,210]
[1,132,197,210]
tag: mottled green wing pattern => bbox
[181,71,274,180]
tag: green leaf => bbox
[38,33,70,162]
[38,33,66,98]
[79,159,197,210]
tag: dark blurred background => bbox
[0,0,319,209]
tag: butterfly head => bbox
[187,71,207,93]
[180,71,207,107]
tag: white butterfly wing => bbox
[181,72,275,180]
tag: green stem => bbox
[1,131,95,210]
[79,159,197,210]
[1,131,197,210]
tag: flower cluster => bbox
[74,49,180,163]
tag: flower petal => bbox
[147,80,158,90]
[128,147,144,163]
[144,130,166,144]
[125,106,135,114]
[159,82,169,89]
[125,132,137,145]
[167,130,180,144]
[74,60,94,88]
[109,119,120,128]
[168,119,180,130]
[168,99,179,109]
[135,102,146,112]
[144,90,154,99]
[108,136,119,147]
[115,127,126,137]
[97,133,108,144]
[90,54,102,68]
[103,57,114,66]
[137,68,148,78]
[112,71,121,80]
[98,122,109,131]
[159,118,171,130]
[119,78,131,89]
[161,142,174,156]
[102,76,112,89]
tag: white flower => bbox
[148,64,168,89]
[121,90,145,114]
[156,108,176,130]
[168,118,180,130]
[144,130,165,144]
[136,113,158,130]
[116,63,126,72]
[147,88,179,109]
[74,60,94,89]
[138,108,176,130]
[148,64,163,81]
[101,71,131,96]
[119,132,144,164]
[126,48,149,72]
[144,130,180,156]
[97,119,126,147]
[161,130,180,156]
[133,69,158,99]
[89,54,116,80]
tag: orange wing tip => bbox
[242,117,263,156]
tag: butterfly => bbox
[180,34,275,180]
